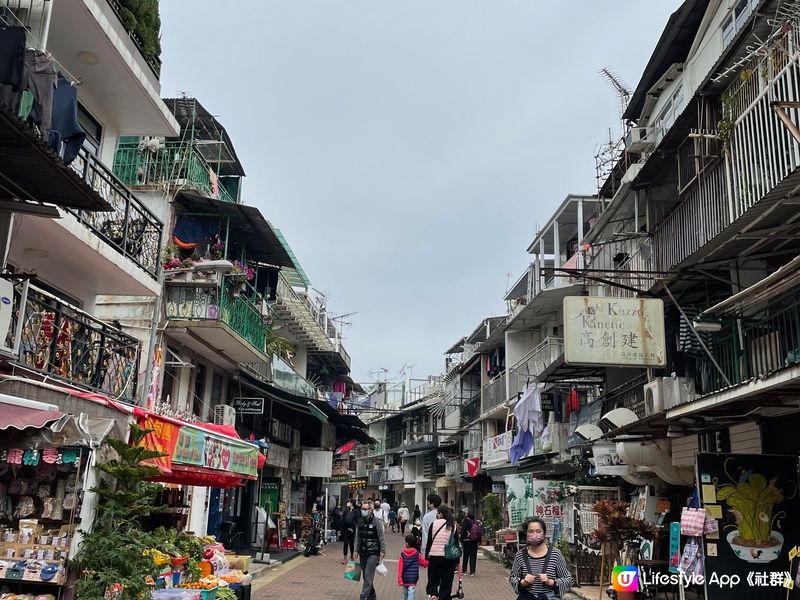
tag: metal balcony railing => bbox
[507,338,564,399]
[113,141,237,204]
[68,148,163,278]
[711,292,800,394]
[367,440,386,457]
[164,276,268,355]
[11,282,140,403]
[274,272,338,349]
[460,393,481,426]
[481,372,507,414]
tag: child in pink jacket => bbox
[398,534,429,600]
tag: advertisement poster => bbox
[697,453,800,600]
[137,416,180,473]
[505,473,533,529]
[532,480,575,543]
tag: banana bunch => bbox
[143,548,171,566]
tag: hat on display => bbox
[40,563,61,581]
[6,560,26,579]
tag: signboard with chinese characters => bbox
[532,480,574,543]
[483,431,513,466]
[172,426,258,477]
[265,443,290,469]
[137,416,180,474]
[563,296,666,367]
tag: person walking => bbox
[509,517,573,600]
[397,533,429,600]
[424,504,459,600]
[354,499,386,600]
[398,502,410,535]
[341,498,359,564]
[460,510,480,576]
[388,506,398,533]
[419,493,442,552]
[380,498,391,528]
[412,504,422,523]
[410,518,422,551]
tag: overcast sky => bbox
[159,1,681,384]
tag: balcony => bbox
[7,281,140,403]
[271,355,318,399]
[367,440,386,457]
[460,393,481,426]
[481,372,507,415]
[444,457,462,479]
[273,272,336,353]
[164,275,269,365]
[104,0,162,78]
[711,292,800,395]
[114,141,237,204]
[482,431,513,467]
[68,148,163,278]
[386,429,404,452]
[508,338,565,397]
[368,469,388,486]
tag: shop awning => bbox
[0,404,63,432]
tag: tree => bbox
[70,424,165,600]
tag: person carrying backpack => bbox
[460,510,480,576]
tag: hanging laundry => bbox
[172,215,218,246]
[49,75,85,166]
[23,50,57,140]
[509,429,533,465]
[0,25,25,112]
[565,387,580,418]
[333,379,347,395]
[514,382,544,436]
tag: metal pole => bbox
[324,486,329,546]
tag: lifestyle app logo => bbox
[612,566,639,592]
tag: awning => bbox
[174,192,294,268]
[702,255,800,317]
[0,108,111,212]
[0,404,63,432]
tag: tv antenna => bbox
[330,311,358,327]
[369,368,389,382]
[595,67,632,197]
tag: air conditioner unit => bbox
[625,127,655,153]
[643,380,663,416]
[661,376,696,410]
[214,404,236,426]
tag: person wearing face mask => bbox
[354,499,386,600]
[509,517,573,599]
[341,498,359,565]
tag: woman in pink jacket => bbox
[424,504,459,600]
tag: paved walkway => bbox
[251,527,522,599]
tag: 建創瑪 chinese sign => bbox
[563,296,666,367]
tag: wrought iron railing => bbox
[481,372,507,414]
[164,277,268,355]
[113,141,237,204]
[68,148,162,278]
[507,338,564,399]
[12,283,140,402]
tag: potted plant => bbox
[591,500,656,600]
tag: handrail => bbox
[68,147,163,279]
[13,282,140,403]
[113,141,237,204]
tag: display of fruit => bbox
[143,548,171,566]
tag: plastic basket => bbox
[200,587,218,600]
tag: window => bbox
[654,84,684,142]
[77,104,102,156]
[720,0,755,49]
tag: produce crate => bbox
[200,587,217,600]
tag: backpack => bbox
[469,519,481,542]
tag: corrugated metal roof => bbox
[273,228,311,288]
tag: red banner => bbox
[137,416,181,474]
[466,456,480,478]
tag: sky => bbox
[159,1,682,384]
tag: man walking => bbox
[380,498,391,527]
[354,499,386,600]
[341,498,359,564]
[398,502,410,535]
[419,493,441,553]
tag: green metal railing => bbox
[710,292,800,394]
[164,277,267,355]
[113,141,237,203]
[367,440,386,457]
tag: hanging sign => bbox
[505,473,534,529]
[265,444,290,469]
[232,397,265,415]
[532,480,574,543]
[172,426,258,477]
[483,431,513,466]
[563,296,666,367]
[0,448,78,466]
